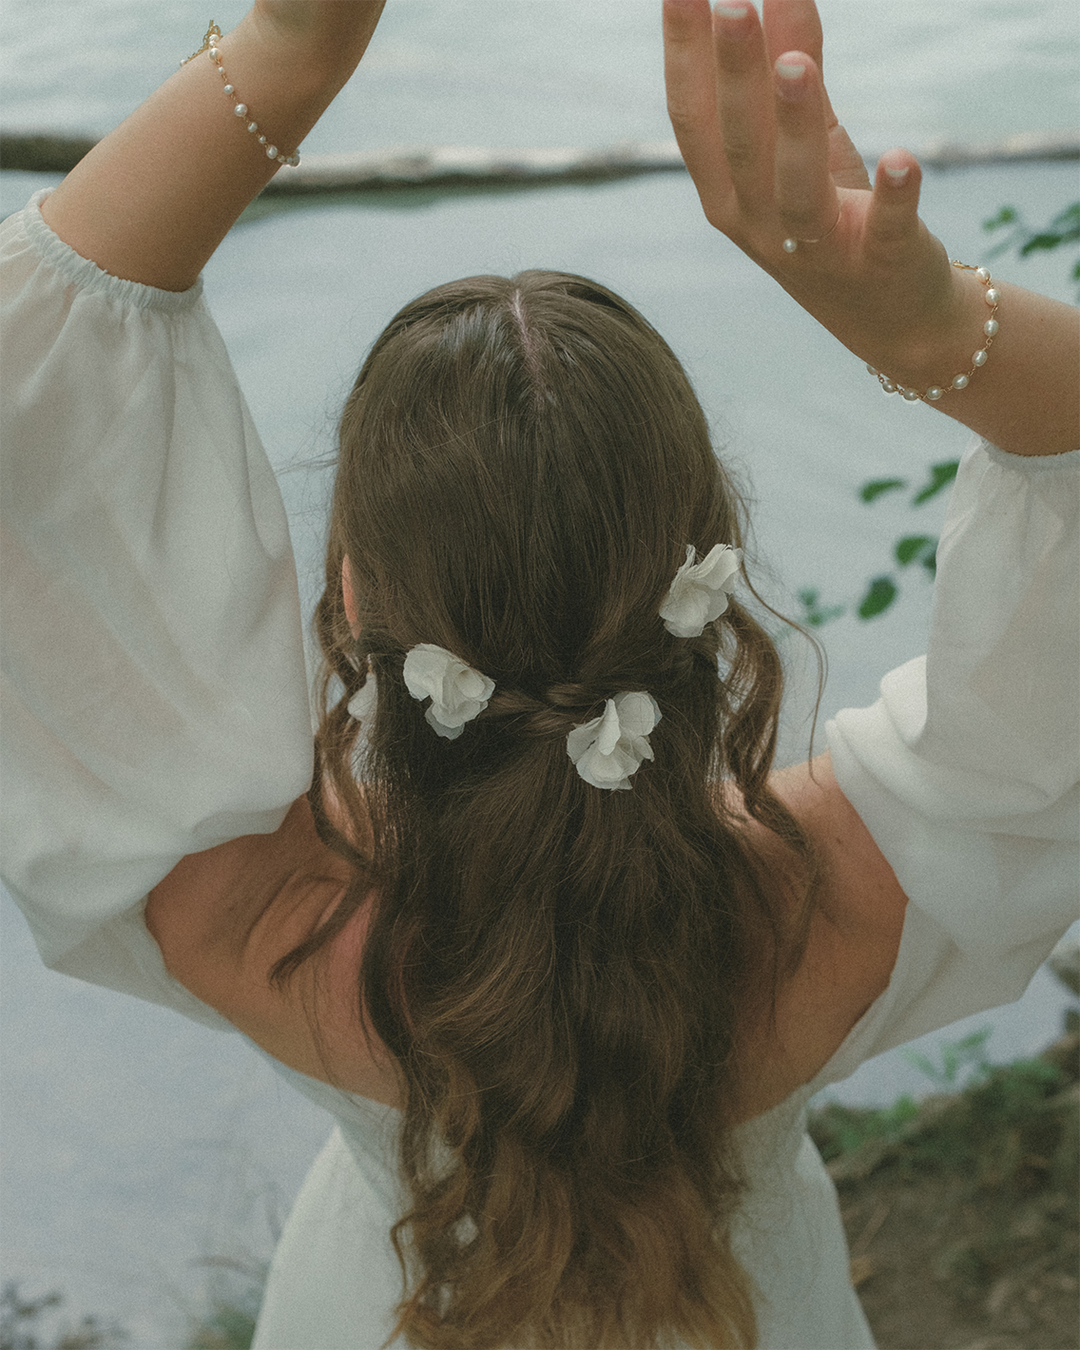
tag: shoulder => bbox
[146,795,403,1104]
[728,753,909,1116]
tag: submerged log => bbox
[0,135,688,191]
[916,131,1080,168]
[259,141,686,195]
[0,132,99,173]
[2,131,1077,189]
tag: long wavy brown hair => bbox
[277,271,816,1348]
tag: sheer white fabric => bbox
[2,191,1077,1349]
[1,192,313,1026]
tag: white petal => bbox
[574,741,634,790]
[695,543,741,591]
[566,713,603,764]
[346,678,377,722]
[426,707,465,739]
[403,644,451,702]
[595,699,622,755]
[613,691,661,737]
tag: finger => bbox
[711,2,777,219]
[827,123,872,191]
[762,0,822,71]
[762,0,840,131]
[864,149,925,263]
[772,52,836,241]
[663,0,735,218]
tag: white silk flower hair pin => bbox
[346,542,739,790]
[402,643,496,739]
[658,543,742,639]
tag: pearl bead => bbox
[233,103,247,117]
[266,145,278,158]
[288,155,300,167]
[868,262,998,403]
[258,134,267,144]
[782,238,798,254]
[247,121,259,133]
[223,83,234,95]
[209,46,220,60]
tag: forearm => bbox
[865,273,1080,459]
[40,3,383,292]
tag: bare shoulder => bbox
[146,796,402,1105]
[728,752,909,1116]
[770,751,909,946]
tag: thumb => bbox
[864,149,924,261]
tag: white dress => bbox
[2,190,1077,1350]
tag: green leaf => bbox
[921,548,937,577]
[1048,201,1080,240]
[859,477,907,503]
[857,576,897,620]
[1020,230,1071,257]
[982,205,1018,231]
[894,534,936,567]
[902,1026,992,1089]
[911,460,959,505]
[797,588,845,628]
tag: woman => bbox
[2,0,1076,1346]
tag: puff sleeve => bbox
[822,437,1079,1075]
[0,192,315,1025]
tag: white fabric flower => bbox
[346,675,377,723]
[566,691,661,791]
[402,643,495,739]
[659,543,742,638]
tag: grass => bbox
[0,1284,127,1350]
[0,1278,260,1350]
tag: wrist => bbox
[238,11,350,96]
[873,263,998,402]
[250,1,386,85]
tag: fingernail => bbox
[775,58,806,99]
[885,164,910,183]
[714,3,750,17]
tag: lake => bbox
[1,1,1077,1342]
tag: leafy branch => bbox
[797,459,957,627]
[983,201,1080,297]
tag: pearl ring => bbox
[782,209,842,254]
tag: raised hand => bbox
[662,1,962,381]
[42,2,386,291]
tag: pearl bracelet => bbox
[866,261,1000,404]
[181,21,300,169]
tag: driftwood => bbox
[915,131,1080,169]
[0,133,686,188]
[2,132,1077,193]
[262,141,687,195]
[0,133,99,174]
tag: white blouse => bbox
[2,191,1077,1350]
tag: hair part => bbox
[285,271,817,1348]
